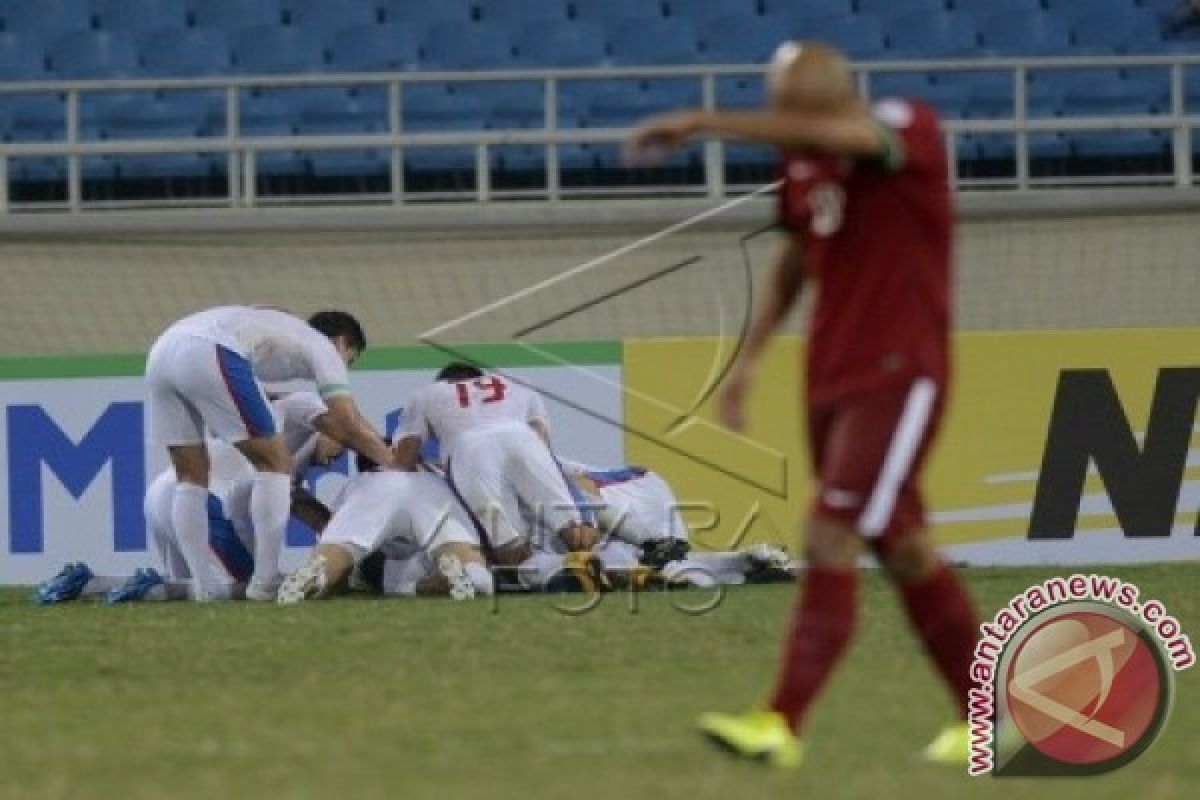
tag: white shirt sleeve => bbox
[397,389,431,443]
[526,390,549,424]
[305,330,351,398]
[274,391,328,431]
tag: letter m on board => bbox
[7,403,145,553]
[1029,368,1200,539]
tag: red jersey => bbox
[779,98,953,406]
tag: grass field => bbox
[1,564,1197,800]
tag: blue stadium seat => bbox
[1058,80,1159,116]
[572,0,665,22]
[286,0,378,30]
[296,91,388,177]
[47,31,140,79]
[232,25,325,73]
[328,24,419,72]
[1071,11,1164,54]
[113,153,219,179]
[138,28,233,77]
[888,12,979,57]
[699,15,790,64]
[608,18,702,65]
[0,95,66,142]
[962,0,1047,18]
[421,22,514,69]
[587,86,695,128]
[0,32,47,80]
[666,0,761,22]
[512,20,609,67]
[380,0,475,27]
[801,14,887,58]
[919,84,970,119]
[94,0,189,33]
[943,72,1015,119]
[188,0,283,30]
[1071,130,1167,158]
[9,158,66,183]
[762,0,851,19]
[977,11,1073,56]
[716,77,765,110]
[0,0,92,36]
[456,82,546,129]
[239,93,298,135]
[476,0,570,26]
[870,72,936,100]
[402,85,487,131]
[857,0,946,23]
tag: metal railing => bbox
[1,53,1198,212]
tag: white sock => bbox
[172,483,218,601]
[464,562,495,595]
[249,471,291,586]
[80,575,126,597]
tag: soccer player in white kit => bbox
[277,460,492,603]
[392,363,599,562]
[144,306,393,601]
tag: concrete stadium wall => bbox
[0,208,1197,356]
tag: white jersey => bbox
[272,391,328,477]
[321,470,478,556]
[399,374,547,461]
[162,306,350,399]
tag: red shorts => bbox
[808,377,945,547]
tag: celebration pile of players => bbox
[34,304,796,607]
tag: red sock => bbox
[768,567,857,732]
[899,563,978,718]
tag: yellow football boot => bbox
[697,710,804,768]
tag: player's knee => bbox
[875,531,940,585]
[804,514,861,569]
[236,436,291,474]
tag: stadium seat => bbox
[1071,130,1167,158]
[1071,12,1164,55]
[716,77,765,110]
[888,12,980,57]
[0,32,47,80]
[379,0,475,27]
[476,0,570,27]
[187,0,283,30]
[286,0,378,30]
[421,22,515,69]
[572,0,666,22]
[138,28,233,77]
[93,0,189,33]
[238,93,298,135]
[455,82,546,129]
[402,85,487,131]
[699,15,792,64]
[919,84,971,119]
[802,14,888,58]
[977,11,1074,56]
[666,0,761,22]
[232,25,325,74]
[870,72,937,101]
[327,24,419,72]
[0,0,93,36]
[607,18,702,66]
[761,0,852,19]
[296,91,388,177]
[946,72,1016,119]
[46,31,140,80]
[1,95,66,142]
[512,20,609,67]
[857,0,947,23]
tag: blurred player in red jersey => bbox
[626,42,978,768]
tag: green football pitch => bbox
[1,564,1196,800]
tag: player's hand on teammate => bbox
[623,110,705,165]
[718,360,754,432]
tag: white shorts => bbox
[146,332,278,446]
[143,470,256,584]
[596,471,687,545]
[446,425,582,550]
[321,472,477,558]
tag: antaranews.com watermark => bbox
[968,573,1194,777]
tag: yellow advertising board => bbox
[623,329,1200,564]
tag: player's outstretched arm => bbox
[320,395,395,468]
[626,109,885,163]
[719,237,807,431]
